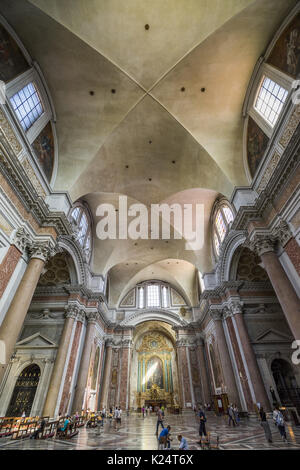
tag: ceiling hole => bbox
[201,87,206,93]
[150,247,154,250]
[149,140,152,144]
[125,165,129,168]
[89,91,94,96]
[111,89,116,94]
[172,160,175,164]
[148,178,152,181]
[181,87,185,92]
[145,24,150,30]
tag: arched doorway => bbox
[271,359,300,412]
[6,364,41,417]
[129,321,180,411]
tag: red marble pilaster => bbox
[59,320,83,414]
[0,245,21,298]
[285,237,300,276]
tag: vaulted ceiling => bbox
[1,0,297,305]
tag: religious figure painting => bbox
[247,117,269,177]
[146,356,163,389]
[267,12,300,78]
[32,122,54,183]
[0,23,29,82]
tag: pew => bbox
[57,421,78,439]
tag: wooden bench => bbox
[57,421,78,439]
[11,420,39,440]
[200,432,219,450]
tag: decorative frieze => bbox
[279,104,300,148]
[257,151,281,192]
[0,109,22,155]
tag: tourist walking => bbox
[275,407,287,443]
[142,406,145,418]
[259,407,273,443]
[156,407,164,435]
[198,405,207,447]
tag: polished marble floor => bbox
[0,411,300,450]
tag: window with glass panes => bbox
[254,76,288,127]
[147,284,160,307]
[213,204,234,257]
[10,82,44,132]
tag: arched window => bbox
[212,200,234,258]
[70,204,92,260]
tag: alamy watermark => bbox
[95,196,205,250]
[291,340,300,365]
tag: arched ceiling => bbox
[1,0,297,307]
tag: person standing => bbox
[161,405,165,417]
[198,405,207,446]
[142,406,145,418]
[228,404,236,427]
[233,404,240,426]
[275,407,287,443]
[259,407,273,443]
[156,407,164,435]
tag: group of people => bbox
[141,405,154,417]
[259,406,288,444]
[227,404,240,426]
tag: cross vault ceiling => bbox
[0,0,297,305]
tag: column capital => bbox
[11,227,32,253]
[86,310,99,324]
[249,234,276,256]
[228,300,243,316]
[76,308,86,323]
[29,241,55,263]
[210,309,223,321]
[272,220,293,247]
[65,304,80,319]
[222,306,233,320]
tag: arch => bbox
[120,309,187,327]
[215,230,247,283]
[6,364,41,417]
[56,235,88,285]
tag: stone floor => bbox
[0,411,300,450]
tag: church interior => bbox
[0,0,300,451]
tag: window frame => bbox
[69,202,93,262]
[248,63,294,138]
[5,68,52,144]
[211,199,235,260]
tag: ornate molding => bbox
[86,311,99,324]
[249,234,276,256]
[65,304,80,320]
[11,226,32,253]
[29,241,55,263]
[271,220,293,247]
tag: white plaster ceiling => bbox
[1,0,297,306]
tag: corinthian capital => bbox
[11,227,32,253]
[249,234,275,257]
[229,300,243,316]
[65,304,80,319]
[272,220,292,248]
[86,311,99,324]
[210,309,223,321]
[29,241,55,263]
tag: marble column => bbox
[42,305,79,417]
[196,338,211,404]
[230,302,271,411]
[0,240,53,384]
[72,312,98,413]
[212,311,241,406]
[100,341,113,409]
[251,236,300,340]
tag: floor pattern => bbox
[0,412,299,450]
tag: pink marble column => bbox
[176,343,192,407]
[212,311,241,407]
[196,338,211,404]
[233,309,270,411]
[251,236,300,340]
[72,312,98,412]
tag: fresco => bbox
[146,356,163,389]
[267,12,300,78]
[247,116,269,178]
[32,121,54,182]
[0,23,29,82]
